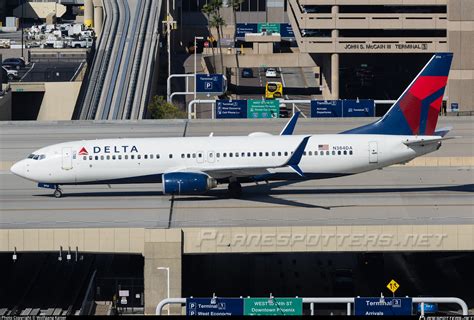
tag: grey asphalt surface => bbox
[0,119,473,229]
[7,61,84,82]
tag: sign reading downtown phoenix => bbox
[244,298,303,316]
[247,99,279,118]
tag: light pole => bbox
[20,0,24,59]
[194,36,204,100]
[157,267,170,315]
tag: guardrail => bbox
[187,99,398,119]
[155,296,468,316]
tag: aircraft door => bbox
[369,141,378,163]
[196,151,204,164]
[207,151,215,163]
[62,147,73,170]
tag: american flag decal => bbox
[318,144,329,150]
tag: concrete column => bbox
[93,5,103,38]
[144,230,183,315]
[331,5,339,38]
[331,5,339,100]
[331,53,339,100]
[84,0,94,28]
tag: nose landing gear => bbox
[53,187,63,198]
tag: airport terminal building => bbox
[179,0,473,112]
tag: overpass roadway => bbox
[0,117,472,230]
[76,0,161,120]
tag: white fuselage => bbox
[11,134,440,185]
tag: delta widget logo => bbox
[78,147,89,155]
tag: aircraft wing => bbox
[165,136,311,179]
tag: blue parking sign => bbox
[187,298,243,316]
[196,74,226,94]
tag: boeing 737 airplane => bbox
[11,53,453,198]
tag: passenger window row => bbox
[83,154,161,161]
[82,149,354,161]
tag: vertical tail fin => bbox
[342,53,453,135]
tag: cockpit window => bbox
[28,154,46,160]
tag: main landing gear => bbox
[53,187,63,198]
[227,181,242,198]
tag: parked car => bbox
[68,37,93,48]
[2,58,25,70]
[241,68,253,78]
[265,68,277,78]
[2,66,19,80]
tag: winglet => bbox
[284,136,310,176]
[280,112,300,136]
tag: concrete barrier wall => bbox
[37,82,82,121]
[184,225,474,253]
[1,225,473,254]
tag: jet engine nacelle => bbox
[162,172,217,195]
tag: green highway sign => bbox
[247,99,279,118]
[244,298,303,316]
[257,23,280,33]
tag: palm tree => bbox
[202,0,225,74]
[209,13,226,74]
[229,0,244,86]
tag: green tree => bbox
[147,96,186,119]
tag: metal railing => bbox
[155,296,469,316]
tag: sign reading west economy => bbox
[216,100,247,119]
[196,74,226,95]
[311,100,343,117]
[247,99,280,118]
[186,298,243,316]
[354,297,413,316]
[244,298,303,316]
[342,99,375,117]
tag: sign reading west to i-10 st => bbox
[244,298,303,316]
[195,74,226,95]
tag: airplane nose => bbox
[10,161,25,178]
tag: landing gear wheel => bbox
[228,182,242,199]
[53,188,63,198]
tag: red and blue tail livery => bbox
[343,53,453,136]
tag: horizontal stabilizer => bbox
[403,136,456,147]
